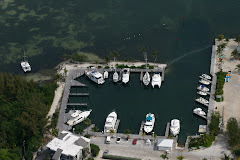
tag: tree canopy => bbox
[0,73,57,159]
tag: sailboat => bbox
[20,49,31,72]
[142,52,150,86]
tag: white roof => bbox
[157,138,174,148]
[46,131,90,157]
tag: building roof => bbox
[157,138,174,148]
[52,148,63,160]
[46,131,90,157]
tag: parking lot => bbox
[91,136,164,160]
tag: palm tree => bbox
[217,34,225,41]
[110,51,119,62]
[110,129,115,136]
[220,154,234,160]
[141,132,146,140]
[139,47,147,54]
[160,152,169,159]
[152,51,158,65]
[104,55,110,64]
[177,155,184,160]
[235,36,240,46]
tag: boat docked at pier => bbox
[143,72,150,86]
[200,74,211,80]
[104,111,117,133]
[67,110,92,126]
[151,72,161,88]
[122,68,130,84]
[197,85,209,92]
[193,108,206,116]
[143,113,155,133]
[199,79,210,85]
[195,97,209,104]
[170,119,180,136]
[113,71,119,82]
[85,70,105,84]
[103,71,109,79]
[21,50,31,72]
[197,91,207,96]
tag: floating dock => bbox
[67,103,87,106]
[164,122,170,137]
[69,93,89,96]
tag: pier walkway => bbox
[164,122,170,138]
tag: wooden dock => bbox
[69,93,89,96]
[67,103,88,106]
[165,122,170,137]
[193,111,207,120]
[70,80,86,87]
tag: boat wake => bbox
[168,45,211,67]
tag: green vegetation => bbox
[0,73,57,160]
[177,155,184,160]
[217,34,225,41]
[215,71,227,102]
[102,154,141,160]
[160,152,169,159]
[226,117,240,157]
[235,36,240,46]
[90,144,100,157]
[91,126,99,132]
[220,154,234,160]
[209,111,221,136]
[110,51,120,62]
[124,129,131,134]
[72,53,88,62]
[231,49,240,60]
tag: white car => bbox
[116,137,121,144]
[106,136,111,144]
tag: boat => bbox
[20,49,31,72]
[113,71,119,82]
[103,71,109,79]
[170,119,180,136]
[200,74,211,80]
[197,85,209,92]
[193,108,206,116]
[122,68,130,84]
[143,72,150,86]
[197,91,207,96]
[104,111,117,133]
[199,79,210,85]
[67,110,92,126]
[151,72,162,88]
[85,70,105,84]
[196,97,209,104]
[143,113,155,133]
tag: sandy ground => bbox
[214,39,240,129]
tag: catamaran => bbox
[122,68,130,84]
[151,72,161,88]
[20,49,31,72]
[170,119,180,136]
[104,111,117,133]
[85,70,105,84]
[143,113,155,133]
[67,110,92,126]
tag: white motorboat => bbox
[67,110,92,126]
[113,71,119,82]
[21,50,31,72]
[196,97,209,104]
[197,85,209,92]
[85,70,105,84]
[193,108,206,116]
[151,72,161,88]
[143,72,150,86]
[143,113,155,133]
[104,111,117,133]
[199,79,210,85]
[103,71,109,79]
[122,68,130,84]
[197,91,207,96]
[170,119,180,136]
[200,74,211,80]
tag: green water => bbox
[1,0,240,143]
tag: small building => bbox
[46,131,91,160]
[237,46,240,54]
[157,138,174,152]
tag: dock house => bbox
[157,138,174,152]
[46,131,90,160]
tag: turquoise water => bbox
[1,0,240,143]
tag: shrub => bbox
[90,144,100,157]
[105,66,110,69]
[226,117,240,147]
[130,66,136,69]
[209,111,221,136]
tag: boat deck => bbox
[195,99,209,107]
[193,111,207,120]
